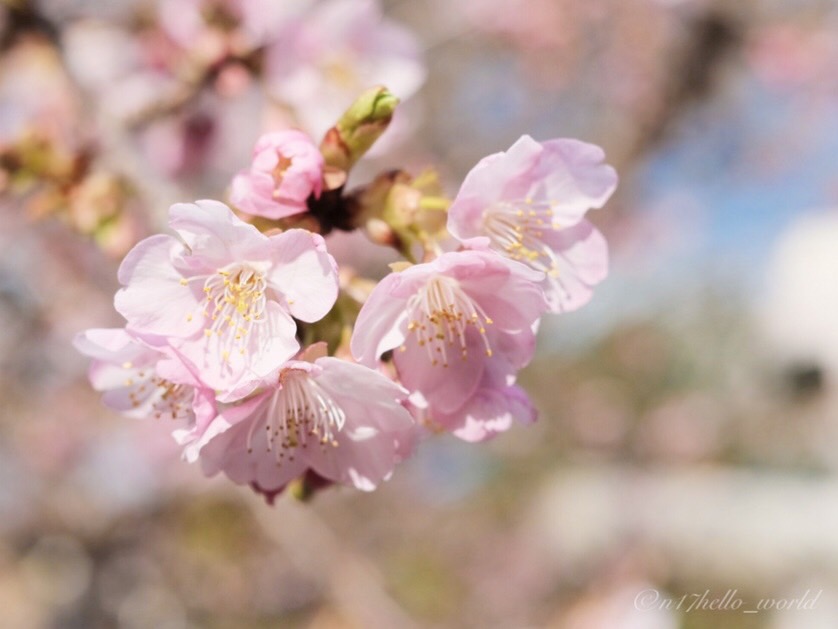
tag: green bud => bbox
[320,86,399,171]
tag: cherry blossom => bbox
[197,345,416,492]
[114,200,339,400]
[351,249,548,415]
[448,135,616,312]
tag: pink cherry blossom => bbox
[114,200,339,400]
[447,135,617,313]
[350,249,548,416]
[73,327,216,426]
[196,345,416,492]
[265,0,426,138]
[230,130,324,220]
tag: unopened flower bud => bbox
[320,86,399,172]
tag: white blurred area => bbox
[528,466,838,627]
[759,209,838,387]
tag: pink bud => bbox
[231,130,324,220]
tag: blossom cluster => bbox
[76,89,616,502]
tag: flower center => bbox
[247,370,346,464]
[198,263,267,363]
[402,275,493,367]
[483,199,560,277]
[124,369,192,420]
[271,153,294,196]
[201,1,241,32]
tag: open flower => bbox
[73,327,216,427]
[350,249,548,415]
[196,345,416,492]
[114,200,339,400]
[230,130,324,220]
[448,135,617,313]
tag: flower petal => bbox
[445,384,537,442]
[448,136,547,238]
[168,199,267,264]
[541,219,609,312]
[303,358,415,490]
[393,327,486,414]
[115,234,203,338]
[266,229,339,322]
[350,273,413,366]
[536,138,618,223]
[313,357,412,432]
[169,300,299,400]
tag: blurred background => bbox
[2,0,838,627]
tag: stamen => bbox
[483,199,561,277]
[246,371,345,460]
[195,263,268,365]
[402,275,493,365]
[122,365,192,421]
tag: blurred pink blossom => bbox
[265,0,426,138]
[747,23,838,89]
[158,0,311,53]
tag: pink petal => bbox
[491,325,538,373]
[115,234,203,338]
[265,229,339,322]
[304,358,414,490]
[180,392,264,464]
[313,357,412,432]
[447,384,537,442]
[447,137,541,239]
[537,138,618,224]
[168,199,267,264]
[304,428,400,491]
[541,219,609,312]
[73,328,155,366]
[350,272,410,366]
[459,265,548,332]
[393,328,486,414]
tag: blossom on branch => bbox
[114,200,339,400]
[448,135,616,313]
[231,129,324,220]
[197,345,417,492]
[351,249,548,430]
